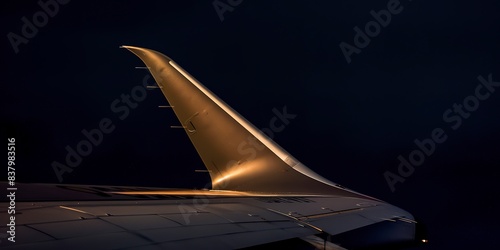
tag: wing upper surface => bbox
[0,186,415,249]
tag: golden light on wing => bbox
[109,189,325,197]
[212,165,250,186]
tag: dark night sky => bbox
[2,0,500,249]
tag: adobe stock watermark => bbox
[212,0,243,22]
[339,0,410,64]
[384,73,499,192]
[7,0,70,54]
[178,106,297,224]
[51,74,153,182]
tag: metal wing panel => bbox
[1,232,152,250]
[156,227,315,250]
[2,226,54,244]
[28,219,123,239]
[0,198,317,249]
[246,196,416,238]
[100,215,181,230]
[13,206,96,225]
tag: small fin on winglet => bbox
[122,45,374,199]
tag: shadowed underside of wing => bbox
[120,46,371,199]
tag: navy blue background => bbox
[2,0,500,248]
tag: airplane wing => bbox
[0,46,425,249]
